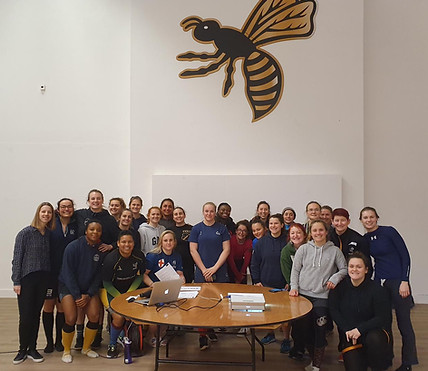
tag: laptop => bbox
[135,279,182,306]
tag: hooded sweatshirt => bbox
[138,223,165,255]
[74,208,119,245]
[250,233,287,289]
[290,240,347,299]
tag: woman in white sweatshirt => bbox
[289,220,347,371]
[138,207,165,255]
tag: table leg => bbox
[154,325,160,371]
[250,328,256,371]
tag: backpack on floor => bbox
[125,321,144,357]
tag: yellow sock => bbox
[62,330,75,354]
[82,327,97,352]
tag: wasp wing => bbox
[242,0,316,47]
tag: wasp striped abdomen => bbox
[243,51,284,122]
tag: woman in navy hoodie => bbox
[73,189,119,348]
[250,213,287,345]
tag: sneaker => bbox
[207,329,218,342]
[81,348,99,358]
[55,340,64,352]
[44,343,54,353]
[107,344,119,359]
[149,337,157,348]
[260,333,276,345]
[237,328,249,337]
[289,347,304,361]
[160,338,168,347]
[13,350,27,365]
[199,335,209,351]
[61,352,72,363]
[117,335,124,347]
[91,333,102,349]
[395,366,412,371]
[280,339,292,354]
[74,335,83,350]
[27,349,44,363]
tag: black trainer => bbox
[44,343,54,353]
[107,344,119,359]
[55,340,64,352]
[395,366,412,371]
[288,347,304,361]
[207,329,218,342]
[13,350,27,365]
[27,349,44,363]
[199,335,209,351]
[75,335,83,350]
[91,332,102,349]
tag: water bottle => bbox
[124,337,133,364]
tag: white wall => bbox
[130,0,364,222]
[1,1,426,303]
[0,0,131,296]
[364,0,428,303]
[152,175,342,225]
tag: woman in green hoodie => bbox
[279,222,307,354]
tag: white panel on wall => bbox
[152,174,341,225]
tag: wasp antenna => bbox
[180,16,202,31]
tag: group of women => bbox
[11,194,418,371]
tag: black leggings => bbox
[383,279,418,366]
[17,271,49,351]
[291,296,329,351]
[342,328,393,371]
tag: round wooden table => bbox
[111,283,312,370]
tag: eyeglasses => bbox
[59,205,73,209]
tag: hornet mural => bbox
[177,0,317,122]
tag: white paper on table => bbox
[180,286,201,291]
[154,263,180,281]
[178,291,199,299]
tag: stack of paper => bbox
[178,286,201,299]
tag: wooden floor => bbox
[0,298,425,370]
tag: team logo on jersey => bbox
[93,254,100,262]
[182,230,191,241]
[158,259,165,268]
[133,262,138,270]
[216,231,221,236]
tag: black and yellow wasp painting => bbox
[177,0,317,122]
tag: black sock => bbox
[76,324,84,338]
[42,312,54,345]
[55,312,65,344]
